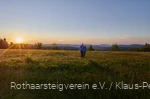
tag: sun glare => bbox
[16,37,23,43]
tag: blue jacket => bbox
[80,45,87,52]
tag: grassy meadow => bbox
[0,49,150,99]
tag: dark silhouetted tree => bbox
[35,42,43,49]
[0,39,3,49]
[10,42,13,46]
[0,38,8,49]
[129,43,150,52]
[88,45,94,51]
[50,43,59,50]
[145,43,148,47]
[111,43,120,51]
[3,38,8,48]
[142,43,150,52]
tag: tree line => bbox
[111,43,150,52]
[34,42,95,51]
[0,38,95,50]
[129,43,150,52]
[0,37,150,51]
[0,38,59,50]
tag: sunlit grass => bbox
[0,50,150,98]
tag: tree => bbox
[50,43,59,50]
[35,42,43,49]
[145,43,148,47]
[0,38,8,49]
[3,38,8,48]
[142,43,150,52]
[111,43,120,51]
[88,45,94,51]
[10,42,13,46]
[0,39,3,49]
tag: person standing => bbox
[80,43,87,57]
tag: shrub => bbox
[111,43,120,51]
[88,45,94,51]
[50,43,59,50]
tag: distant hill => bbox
[27,44,145,51]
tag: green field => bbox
[0,49,150,99]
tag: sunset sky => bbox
[0,0,150,44]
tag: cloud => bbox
[119,35,130,39]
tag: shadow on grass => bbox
[0,59,150,99]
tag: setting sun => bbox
[16,37,23,43]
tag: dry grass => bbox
[0,49,150,99]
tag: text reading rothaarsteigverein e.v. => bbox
[11,81,89,91]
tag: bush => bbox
[35,42,43,49]
[111,44,120,51]
[50,43,59,50]
[25,54,35,63]
[88,45,94,51]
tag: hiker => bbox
[80,43,87,57]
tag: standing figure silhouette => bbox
[80,43,87,57]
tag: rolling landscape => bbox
[0,0,150,98]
